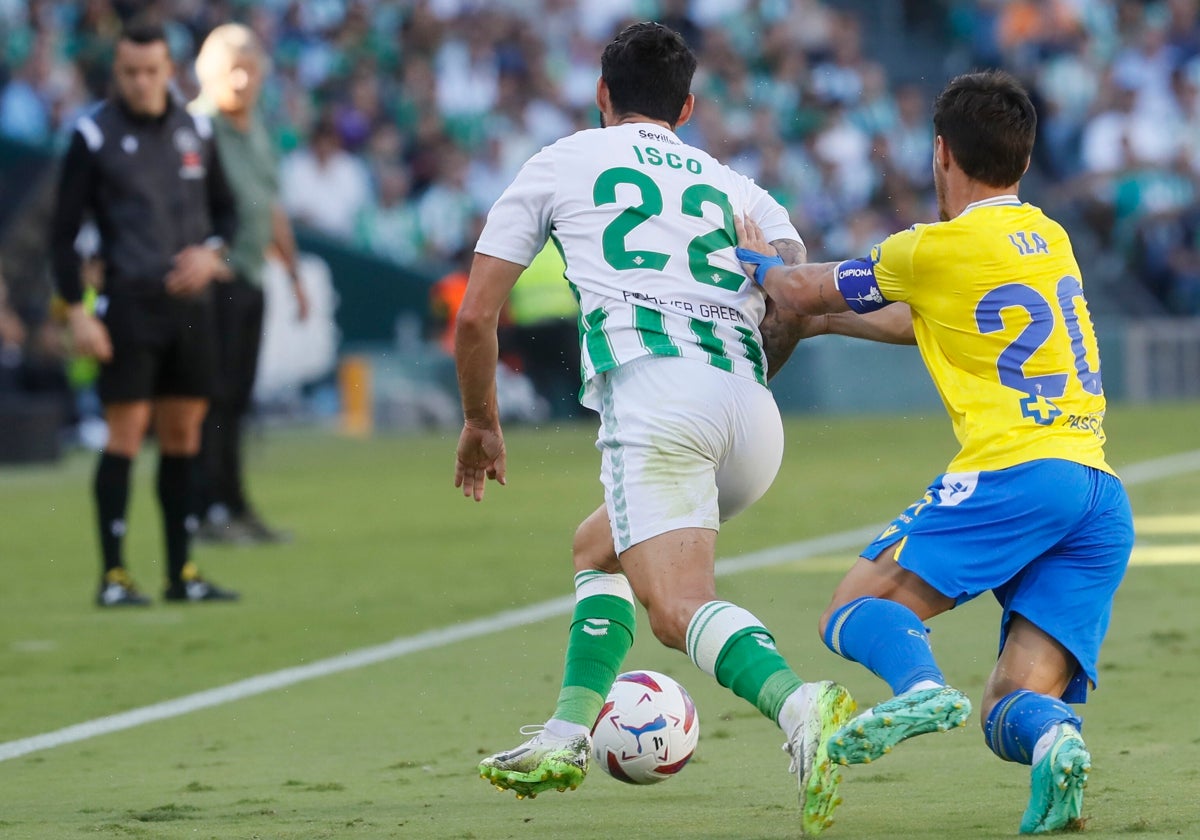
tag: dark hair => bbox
[120,18,168,47]
[600,22,697,125]
[933,70,1036,187]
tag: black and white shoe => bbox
[164,565,240,602]
[97,568,152,607]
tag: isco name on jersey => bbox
[476,123,801,395]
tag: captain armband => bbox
[834,258,891,314]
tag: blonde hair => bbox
[195,23,268,91]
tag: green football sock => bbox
[551,570,636,728]
[687,600,803,724]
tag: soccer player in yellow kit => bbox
[735,70,1134,834]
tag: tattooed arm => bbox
[760,237,825,380]
[769,237,806,268]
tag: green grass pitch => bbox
[1,402,1198,838]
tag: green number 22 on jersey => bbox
[592,166,745,292]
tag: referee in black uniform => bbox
[50,20,239,606]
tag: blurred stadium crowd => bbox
[2,0,1200,327]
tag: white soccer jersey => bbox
[475,122,801,408]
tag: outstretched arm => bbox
[762,293,916,361]
[454,253,525,501]
[743,219,916,349]
[825,304,915,345]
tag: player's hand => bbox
[734,215,772,256]
[455,422,507,502]
[165,245,226,296]
[729,211,777,260]
[67,306,112,362]
[733,215,783,286]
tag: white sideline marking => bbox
[1,450,1196,764]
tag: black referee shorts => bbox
[97,292,217,404]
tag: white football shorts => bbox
[592,355,784,554]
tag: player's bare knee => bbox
[979,672,1022,729]
[644,602,688,652]
[817,603,838,639]
[572,508,619,573]
[158,426,201,455]
[104,430,142,458]
[572,523,619,574]
[817,588,862,640]
[978,696,998,734]
[105,417,150,457]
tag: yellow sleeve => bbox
[870,224,926,304]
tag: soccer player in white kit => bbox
[456,23,860,833]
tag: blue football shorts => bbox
[860,458,1134,703]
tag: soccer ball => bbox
[591,670,699,784]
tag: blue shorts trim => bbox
[861,459,1133,703]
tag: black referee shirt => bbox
[49,96,238,304]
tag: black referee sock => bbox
[94,452,132,574]
[158,454,197,585]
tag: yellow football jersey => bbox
[862,196,1112,474]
